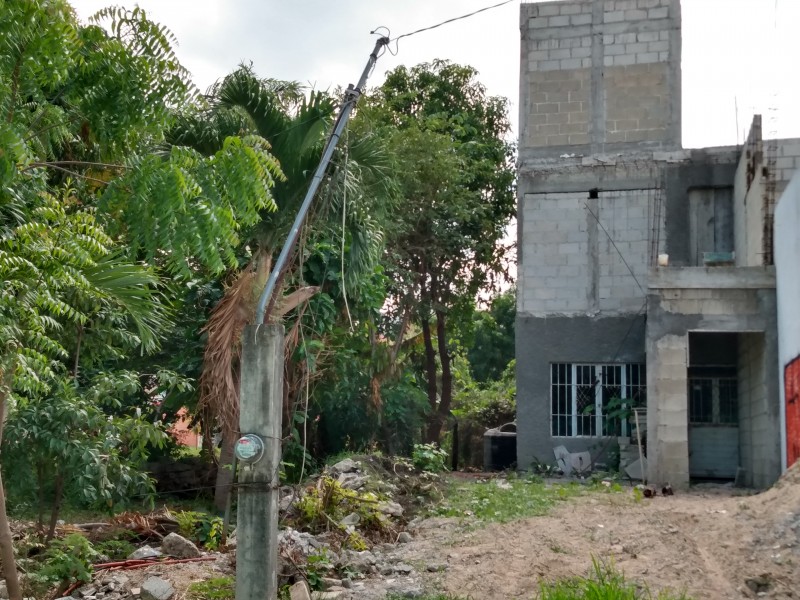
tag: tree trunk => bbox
[45,474,64,543]
[213,434,237,512]
[421,318,438,414]
[426,311,452,444]
[0,387,22,600]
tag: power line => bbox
[388,0,516,53]
[584,202,646,296]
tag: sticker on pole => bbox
[235,434,265,464]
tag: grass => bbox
[429,475,583,524]
[538,559,691,600]
[186,577,234,600]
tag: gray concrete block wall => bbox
[520,0,681,155]
[519,189,652,316]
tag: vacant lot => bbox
[397,470,800,599]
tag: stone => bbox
[745,575,771,594]
[128,545,162,560]
[289,581,312,600]
[377,501,403,517]
[396,532,412,544]
[0,581,8,599]
[331,458,359,474]
[394,563,414,574]
[320,577,342,590]
[311,592,345,600]
[78,586,98,597]
[140,577,175,600]
[337,473,367,490]
[340,513,360,527]
[160,532,201,558]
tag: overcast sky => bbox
[69,0,799,149]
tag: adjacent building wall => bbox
[775,173,800,469]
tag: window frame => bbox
[551,363,646,438]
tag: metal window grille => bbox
[689,377,738,425]
[551,363,646,437]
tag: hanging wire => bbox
[392,0,515,43]
[340,128,355,332]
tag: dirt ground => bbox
[403,468,800,599]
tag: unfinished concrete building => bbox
[516,0,800,488]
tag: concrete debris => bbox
[330,458,359,474]
[377,501,403,517]
[625,457,647,481]
[337,472,368,490]
[289,581,312,600]
[160,532,201,558]
[127,545,162,560]
[140,577,175,600]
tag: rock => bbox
[289,581,312,600]
[130,588,141,596]
[0,581,8,599]
[341,579,353,589]
[394,563,413,574]
[311,593,346,600]
[128,545,162,560]
[377,501,403,517]
[337,473,367,490]
[140,576,175,600]
[161,532,201,558]
[321,577,343,590]
[331,458,359,474]
[426,563,447,572]
[407,517,423,530]
[78,586,98,597]
[396,532,412,544]
[340,513,361,527]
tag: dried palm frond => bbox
[196,253,271,439]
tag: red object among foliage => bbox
[786,356,800,468]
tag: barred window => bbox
[689,377,738,425]
[551,363,646,437]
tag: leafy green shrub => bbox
[175,511,224,550]
[31,534,99,586]
[412,443,448,473]
[187,577,235,600]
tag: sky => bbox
[68,0,800,149]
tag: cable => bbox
[340,128,355,332]
[584,202,646,296]
[392,0,515,44]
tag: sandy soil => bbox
[402,469,800,599]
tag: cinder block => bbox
[560,3,582,15]
[648,7,669,18]
[547,134,570,145]
[625,9,648,20]
[529,17,550,29]
[569,133,591,145]
[539,60,561,72]
[615,33,637,44]
[571,14,592,26]
[637,31,660,42]
[614,55,636,66]
[605,44,626,56]
[537,4,562,17]
[560,58,583,70]
[549,15,571,27]
[572,47,591,58]
[604,10,625,23]
[648,40,669,52]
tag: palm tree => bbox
[166,65,393,508]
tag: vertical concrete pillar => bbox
[647,333,689,488]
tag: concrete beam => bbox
[648,266,776,290]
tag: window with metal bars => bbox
[551,364,646,437]
[688,377,738,425]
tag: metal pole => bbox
[255,36,389,325]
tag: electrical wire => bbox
[584,202,646,296]
[340,128,355,332]
[392,0,515,43]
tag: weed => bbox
[94,538,136,561]
[412,443,449,473]
[430,477,582,525]
[174,510,224,550]
[30,534,99,586]
[538,558,691,599]
[186,577,235,600]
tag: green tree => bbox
[168,65,395,506]
[0,4,284,596]
[465,289,516,384]
[369,61,516,443]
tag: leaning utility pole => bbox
[235,36,388,600]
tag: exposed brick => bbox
[604,10,625,23]
[648,7,669,18]
[625,9,648,20]
[637,31,660,42]
[549,15,570,27]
